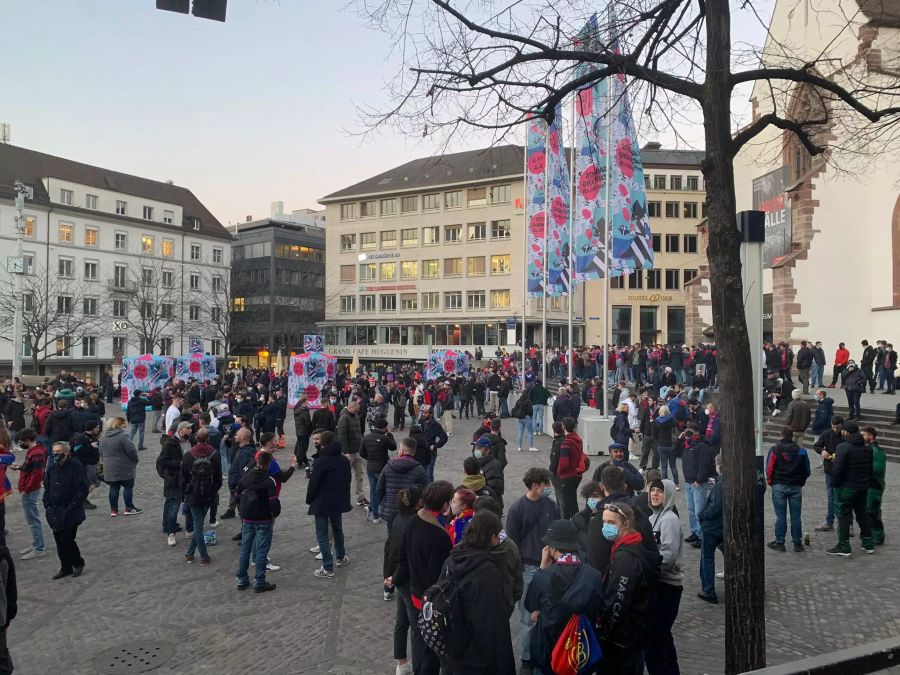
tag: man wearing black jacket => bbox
[71,422,101,510]
[0,533,16,673]
[473,437,504,506]
[235,450,281,593]
[679,423,717,548]
[155,431,185,547]
[359,418,396,524]
[860,340,877,394]
[419,406,448,483]
[222,428,256,521]
[813,416,843,532]
[827,421,874,557]
[293,398,313,468]
[796,340,815,395]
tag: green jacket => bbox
[530,383,551,406]
[491,535,524,611]
[869,442,886,494]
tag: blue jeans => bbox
[314,513,346,571]
[878,366,887,390]
[185,506,209,560]
[772,483,803,545]
[108,479,135,511]
[236,521,273,588]
[700,531,722,596]
[658,446,679,485]
[367,471,381,519]
[517,416,533,450]
[518,565,538,661]
[425,453,436,483]
[532,404,545,435]
[686,482,711,538]
[499,397,510,417]
[129,422,145,448]
[162,496,180,534]
[811,362,823,388]
[21,490,44,551]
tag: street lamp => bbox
[11,180,29,380]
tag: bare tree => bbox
[0,265,106,373]
[193,269,250,358]
[122,257,179,355]
[356,1,900,671]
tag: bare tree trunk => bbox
[704,2,766,673]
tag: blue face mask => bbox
[602,523,619,541]
[542,487,554,499]
[473,449,483,459]
[586,497,600,511]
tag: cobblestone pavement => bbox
[7,408,900,674]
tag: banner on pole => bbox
[120,354,175,409]
[288,352,337,409]
[303,334,325,353]
[189,337,204,354]
[525,117,548,298]
[175,352,217,382]
[546,104,572,297]
[426,350,470,380]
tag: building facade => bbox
[0,143,232,381]
[229,203,326,367]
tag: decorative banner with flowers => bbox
[175,352,218,382]
[288,352,336,409]
[189,337,204,354]
[120,354,175,409]
[426,349,470,380]
[525,116,547,297]
[303,334,324,353]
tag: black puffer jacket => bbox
[45,409,75,445]
[155,436,184,499]
[42,457,88,531]
[359,429,397,475]
[377,456,428,524]
[479,454,504,502]
[832,432,872,490]
[598,536,657,649]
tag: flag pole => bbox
[541,120,548,386]
[521,139,528,386]
[567,93,576,384]
[602,40,612,420]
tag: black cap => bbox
[541,519,580,552]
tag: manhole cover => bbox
[94,641,176,674]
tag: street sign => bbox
[113,320,130,332]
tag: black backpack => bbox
[418,562,469,658]
[189,454,215,505]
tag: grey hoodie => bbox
[649,479,683,586]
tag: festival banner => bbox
[175,352,217,382]
[426,350,470,380]
[188,337,204,354]
[545,104,572,297]
[525,117,548,298]
[120,354,175,409]
[288,352,337,409]
[303,334,325,353]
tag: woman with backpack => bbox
[99,417,141,517]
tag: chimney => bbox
[643,141,662,150]
[245,215,253,222]
[271,201,284,217]
[0,123,9,144]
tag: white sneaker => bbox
[517,446,522,452]
[372,517,382,524]
[315,551,324,560]
[209,520,220,529]
[266,563,281,572]
[19,546,32,556]
[528,447,540,452]
[384,590,393,601]
[335,556,351,567]
[313,567,335,579]
[167,533,177,547]
[716,571,725,579]
[309,545,321,554]
[396,663,412,675]
[21,549,44,560]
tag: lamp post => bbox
[11,180,28,380]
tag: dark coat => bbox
[610,411,632,448]
[842,368,867,393]
[335,409,363,455]
[680,435,717,484]
[392,509,452,599]
[42,456,88,531]
[376,455,429,524]
[586,492,660,575]
[45,409,76,445]
[180,444,223,508]
[293,406,313,438]
[3,401,24,432]
[832,432,872,490]
[228,443,257,491]
[698,479,723,538]
[360,429,397,475]
[592,460,644,495]
[155,436,184,499]
[311,406,336,432]
[598,538,657,649]
[552,394,579,422]
[305,441,352,516]
[810,397,834,435]
[125,397,150,424]
[478,454,504,501]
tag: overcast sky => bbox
[0,1,773,227]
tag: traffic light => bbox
[156,0,226,22]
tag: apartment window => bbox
[57,295,73,314]
[361,294,376,312]
[665,269,681,290]
[163,209,174,224]
[191,217,201,231]
[444,224,461,243]
[159,338,173,355]
[85,194,98,210]
[610,276,625,289]
[423,193,441,211]
[444,258,462,277]
[360,200,377,218]
[491,219,511,240]
[380,262,397,281]
[212,275,223,292]
[665,234,680,253]
[652,234,661,253]
[490,289,511,309]
[340,203,357,220]
[653,176,666,190]
[491,184,511,204]
[232,298,245,312]
[162,271,174,287]
[687,175,699,191]
[83,297,98,316]
[336,234,354,253]
[143,206,154,220]
[400,293,418,311]
[640,306,659,345]
[467,256,486,276]
[211,340,222,357]
[190,243,201,260]
[22,292,34,313]
[644,175,651,189]
[683,202,698,219]
[156,238,173,258]
[21,216,35,238]
[380,294,397,312]
[667,306,686,344]
[444,191,462,209]
[340,296,356,313]
[115,232,127,250]
[380,230,397,249]
[59,222,73,243]
[401,261,418,279]
[467,222,486,242]
[647,201,662,218]
[113,336,127,356]
[116,200,127,215]
[445,291,463,310]
[80,336,97,357]
[189,273,200,290]
[189,305,200,321]
[142,235,154,254]
[467,187,487,207]
[360,263,377,281]
[22,254,34,275]
[340,265,356,282]
[628,270,643,289]
[58,257,73,278]
[161,303,175,319]
[60,189,73,205]
[467,290,486,309]
[612,306,632,345]
[401,196,418,213]
[361,232,377,251]
[211,248,223,264]
[210,307,222,322]
[422,259,439,279]
[417,226,437,246]
[670,175,683,190]
[141,268,154,286]
[684,234,698,253]
[84,261,98,281]
[114,265,128,288]
[394,228,416,248]
[55,336,72,357]
[421,292,440,310]
[490,254,511,275]
[702,202,708,218]
[380,199,397,216]
[665,202,680,218]
[684,269,698,285]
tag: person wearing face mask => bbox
[419,405,449,484]
[43,441,89,580]
[505,468,560,673]
[445,487,477,546]
[523,518,604,675]
[678,422,716,549]
[841,361,867,421]
[571,480,603,553]
[472,437,504,506]
[644,479,683,675]
[156,423,192,546]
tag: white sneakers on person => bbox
[529,447,540,452]
[167,533,177,547]
[335,556,351,567]
[516,446,523,452]
[396,662,412,675]
[309,545,320,554]
[21,549,44,560]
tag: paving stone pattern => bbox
[7,406,900,674]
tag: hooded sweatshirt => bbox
[649,479,683,587]
[765,438,811,486]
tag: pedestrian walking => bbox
[125,389,150,450]
[43,441,88,579]
[306,431,351,578]
[181,428,223,566]
[99,418,142,517]
[11,429,46,560]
